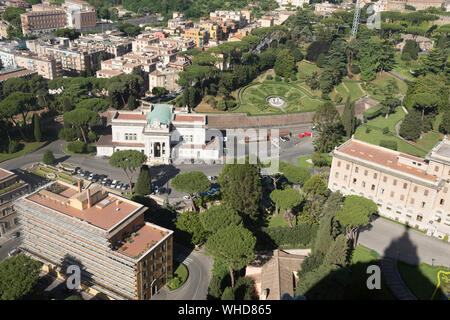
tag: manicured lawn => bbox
[297,61,320,79]
[355,108,434,157]
[397,261,449,300]
[268,214,289,228]
[351,245,379,264]
[415,132,442,152]
[392,53,419,79]
[296,155,313,169]
[167,263,189,291]
[0,141,47,163]
[343,81,365,101]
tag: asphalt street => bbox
[359,217,450,267]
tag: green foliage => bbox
[176,210,209,245]
[63,109,100,144]
[42,149,55,165]
[199,205,242,233]
[314,215,335,256]
[399,109,422,141]
[33,114,42,142]
[67,141,86,153]
[233,276,255,300]
[274,49,295,78]
[58,127,79,142]
[280,162,311,185]
[109,150,147,192]
[323,234,349,266]
[116,23,141,36]
[311,152,331,167]
[0,254,42,300]
[218,163,262,221]
[363,105,383,120]
[7,140,21,154]
[306,41,330,62]
[266,75,273,80]
[172,171,210,197]
[402,40,419,60]
[262,223,318,247]
[75,98,109,112]
[54,28,80,40]
[336,195,377,229]
[341,97,356,137]
[380,140,397,151]
[135,165,152,196]
[221,287,235,300]
[350,64,360,74]
[206,225,256,287]
[312,102,343,153]
[297,252,324,278]
[301,175,329,223]
[439,110,450,134]
[316,53,326,68]
[208,275,224,299]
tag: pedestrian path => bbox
[380,256,417,300]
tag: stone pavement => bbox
[379,256,417,300]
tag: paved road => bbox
[359,217,450,267]
[152,245,213,300]
[389,70,413,82]
[0,237,21,261]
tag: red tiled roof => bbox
[0,168,15,181]
[338,140,438,182]
[116,113,147,121]
[173,114,205,123]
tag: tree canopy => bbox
[109,150,147,193]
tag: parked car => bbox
[111,180,118,188]
[8,248,19,257]
[79,170,87,177]
[152,185,159,194]
[121,184,128,191]
[183,195,191,200]
[116,183,123,189]
[280,136,289,142]
[104,179,112,186]
[12,232,20,238]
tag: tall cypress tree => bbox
[135,165,152,195]
[33,113,42,142]
[341,97,355,137]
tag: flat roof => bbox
[0,69,36,82]
[117,223,169,259]
[115,113,147,121]
[25,184,144,231]
[173,114,205,123]
[337,140,439,182]
[0,168,15,181]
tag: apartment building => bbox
[328,138,450,240]
[184,28,209,48]
[0,168,30,239]
[15,180,174,300]
[276,0,309,7]
[0,20,9,39]
[20,4,67,35]
[26,38,104,74]
[15,52,62,79]
[148,67,180,92]
[73,32,133,57]
[0,43,18,68]
[64,0,97,29]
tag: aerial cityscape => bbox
[0,0,448,307]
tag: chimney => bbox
[86,188,92,208]
[77,180,82,193]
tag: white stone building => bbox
[97,104,222,165]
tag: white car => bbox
[111,180,118,188]
[8,249,19,257]
[184,195,191,200]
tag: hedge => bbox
[261,223,318,247]
[363,105,383,120]
[380,140,397,151]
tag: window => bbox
[416,215,423,222]
[440,199,445,205]
[424,190,428,196]
[373,173,377,179]
[355,167,359,173]
[335,172,339,178]
[383,176,387,183]
[143,271,148,279]
[393,179,397,186]
[364,170,368,176]
[390,191,395,198]
[362,181,366,188]
[403,183,407,189]
[413,186,418,192]
[435,166,439,172]
[337,161,341,167]
[344,175,347,181]
[410,198,415,204]
[400,195,405,201]
[162,255,165,262]
[152,264,156,271]
[381,188,385,194]
[421,202,426,208]
[143,283,149,290]
[353,178,357,184]
[444,187,448,193]
[371,184,375,191]
[346,164,350,170]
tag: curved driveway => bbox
[151,245,213,300]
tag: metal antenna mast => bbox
[351,0,362,40]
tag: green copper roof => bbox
[146,104,173,125]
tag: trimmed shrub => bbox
[43,150,56,165]
[365,127,372,134]
[321,93,330,100]
[262,223,318,247]
[297,252,324,278]
[334,94,343,103]
[87,131,97,143]
[380,140,397,151]
[382,127,390,134]
[363,105,383,120]
[350,64,360,74]
[290,74,297,81]
[275,76,281,82]
[67,141,86,153]
[312,152,331,167]
[266,75,273,80]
